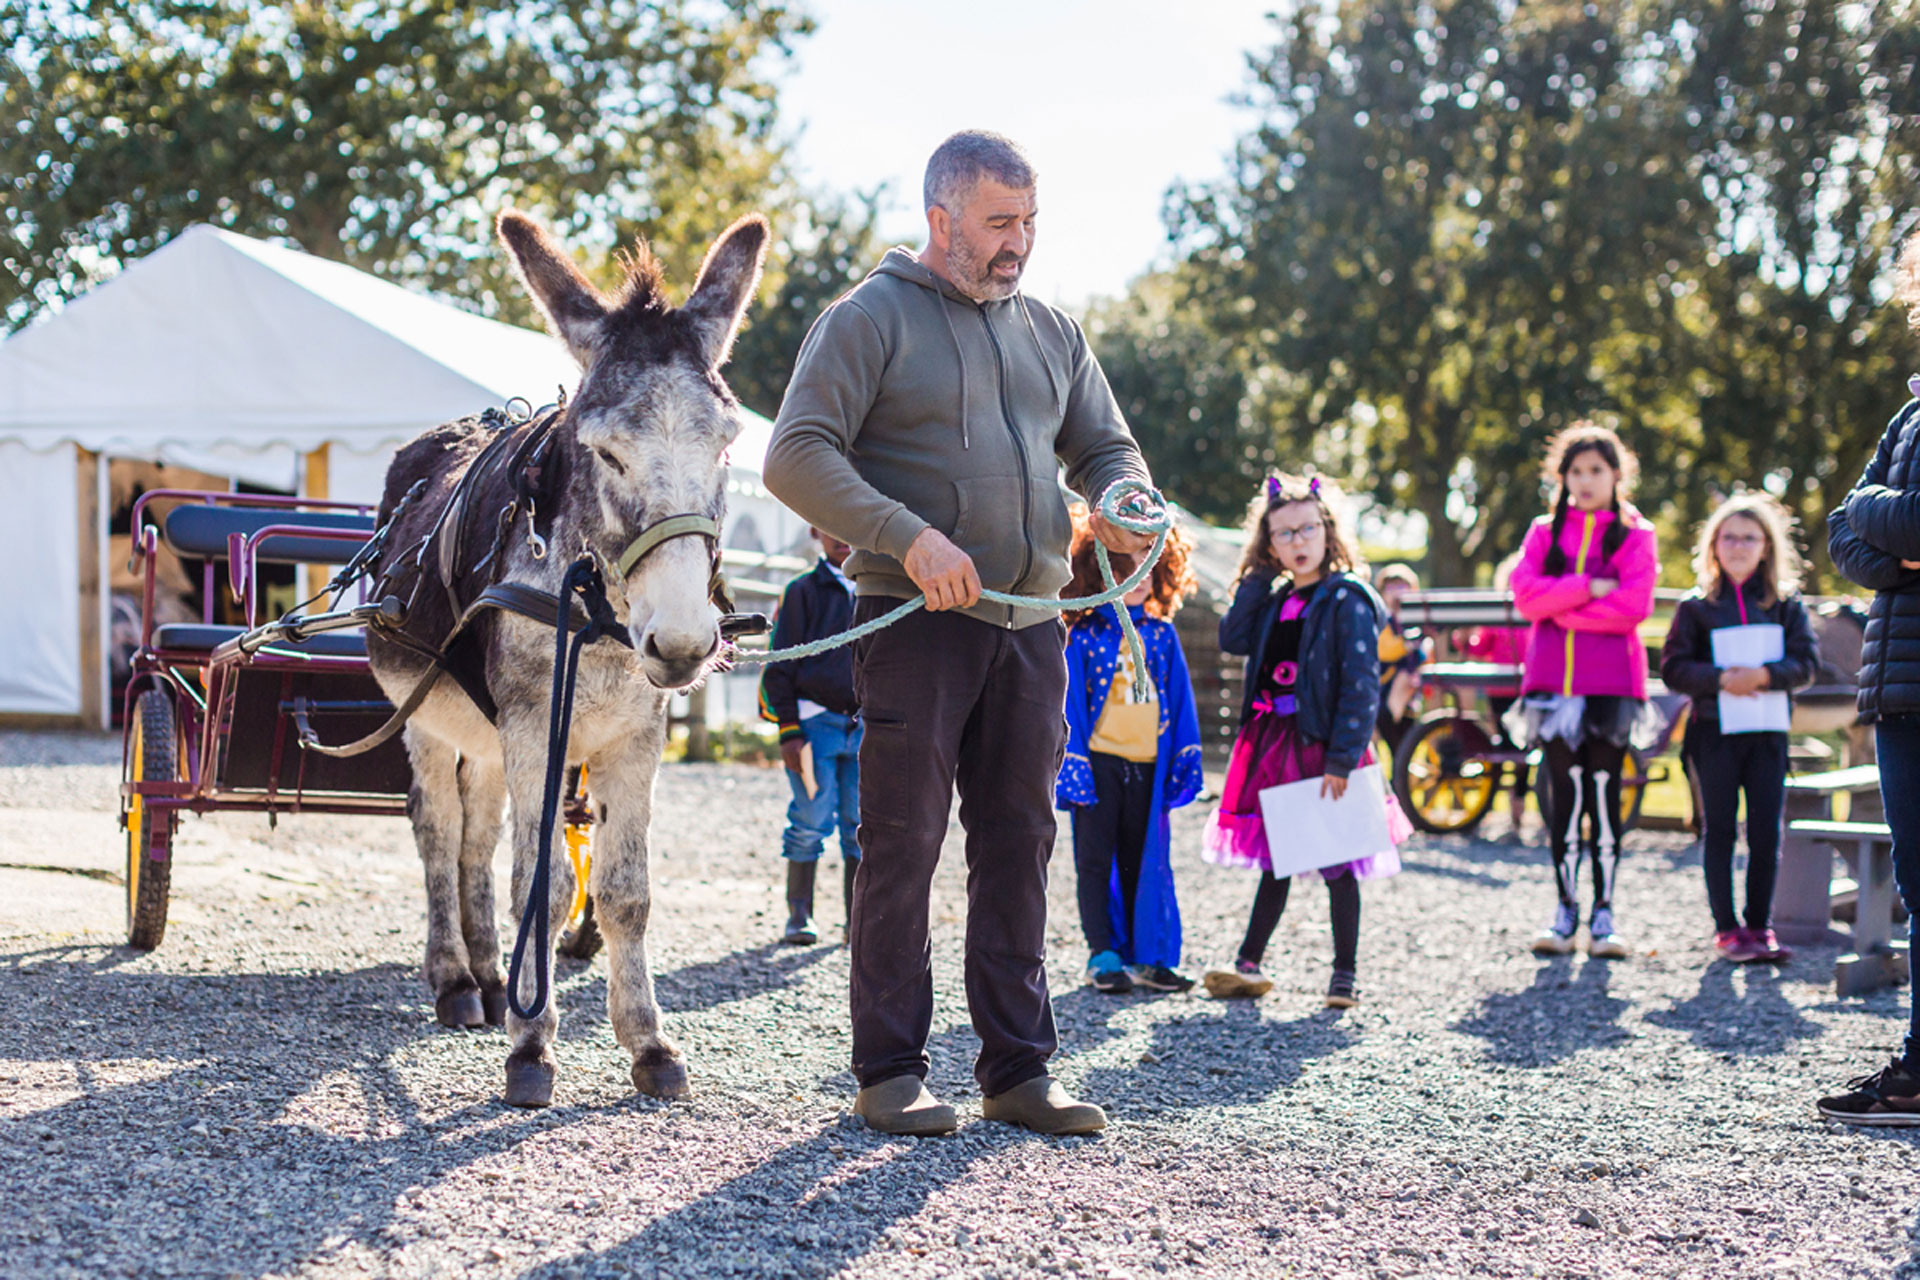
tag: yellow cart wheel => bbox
[1392,713,1499,835]
[124,688,178,951]
[556,766,602,961]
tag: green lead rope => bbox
[727,479,1171,704]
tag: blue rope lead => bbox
[728,479,1170,704]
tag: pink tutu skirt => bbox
[1203,707,1410,880]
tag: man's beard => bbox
[947,230,1023,301]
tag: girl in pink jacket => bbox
[1505,424,1658,960]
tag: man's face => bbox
[816,530,853,568]
[937,177,1036,301]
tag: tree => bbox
[1084,269,1276,525]
[1173,0,1709,584]
[727,186,886,421]
[1,0,812,330]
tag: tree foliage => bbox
[1155,0,1920,584]
[1,0,812,330]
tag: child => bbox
[1661,495,1818,964]
[758,528,860,946]
[1373,563,1428,754]
[1057,511,1206,994]
[1507,423,1658,959]
[1202,474,1407,1008]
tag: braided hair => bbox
[1539,423,1638,574]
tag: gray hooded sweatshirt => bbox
[763,247,1152,630]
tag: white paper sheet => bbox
[1258,764,1394,880]
[1711,623,1790,734]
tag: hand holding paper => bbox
[1711,624,1790,734]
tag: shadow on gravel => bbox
[1450,955,1631,1066]
[1074,996,1354,1113]
[0,947,625,1279]
[653,941,837,1015]
[1642,962,1822,1057]
[516,1122,1042,1280]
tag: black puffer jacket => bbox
[1830,397,1920,721]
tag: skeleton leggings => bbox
[1543,736,1627,911]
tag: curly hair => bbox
[1691,492,1805,606]
[1062,506,1196,625]
[1233,472,1360,586]
[1539,421,1641,575]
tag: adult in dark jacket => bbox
[1660,494,1818,963]
[1821,360,1920,1125]
[758,529,859,946]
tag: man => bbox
[757,528,861,946]
[764,130,1157,1136]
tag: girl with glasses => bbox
[1660,494,1817,963]
[1202,473,1408,1007]
[1506,423,1659,959]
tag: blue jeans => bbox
[1875,716,1920,1064]
[782,712,862,863]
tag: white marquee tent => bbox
[0,225,799,725]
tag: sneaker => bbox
[1128,964,1196,993]
[1531,904,1579,955]
[1714,929,1763,963]
[1085,950,1133,995]
[1748,927,1793,964]
[1325,973,1360,1009]
[1202,958,1273,999]
[1587,907,1630,960]
[1817,1058,1920,1127]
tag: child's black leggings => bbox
[1070,754,1153,955]
[1691,725,1787,933]
[1238,871,1360,975]
[1544,736,1628,910]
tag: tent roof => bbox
[0,224,583,454]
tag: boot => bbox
[842,856,860,936]
[782,860,818,945]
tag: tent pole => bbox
[75,448,105,730]
[303,444,331,606]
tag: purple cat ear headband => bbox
[1264,475,1321,500]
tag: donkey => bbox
[365,210,768,1107]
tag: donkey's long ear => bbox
[682,214,770,370]
[497,211,610,368]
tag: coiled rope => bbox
[727,479,1172,703]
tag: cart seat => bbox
[162,506,375,564]
[152,624,368,657]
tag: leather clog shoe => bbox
[981,1076,1106,1135]
[852,1074,957,1137]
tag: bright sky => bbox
[774,0,1283,308]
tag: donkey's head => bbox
[498,210,769,689]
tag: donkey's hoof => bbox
[503,1052,556,1109]
[435,988,486,1030]
[631,1053,690,1100]
[480,983,508,1028]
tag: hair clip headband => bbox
[1308,476,1321,496]
[1264,475,1282,501]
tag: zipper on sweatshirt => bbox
[978,306,1037,603]
[1565,511,1597,696]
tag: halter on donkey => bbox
[288,210,773,1109]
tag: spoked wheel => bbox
[556,766,602,961]
[1393,713,1499,834]
[124,688,179,950]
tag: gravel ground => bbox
[2,726,1919,1279]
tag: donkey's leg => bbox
[456,750,509,1026]
[588,725,685,1098]
[498,719,579,1108]
[406,728,483,1029]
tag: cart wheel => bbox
[556,773,602,961]
[125,687,178,950]
[1620,749,1647,833]
[1393,714,1498,834]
